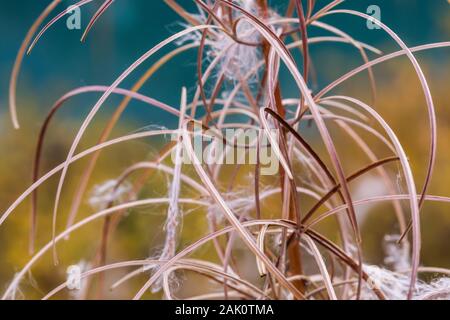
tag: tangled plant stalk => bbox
[3,0,450,300]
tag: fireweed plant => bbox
[3,0,450,300]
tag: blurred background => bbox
[0,0,449,299]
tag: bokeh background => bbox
[0,0,449,299]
